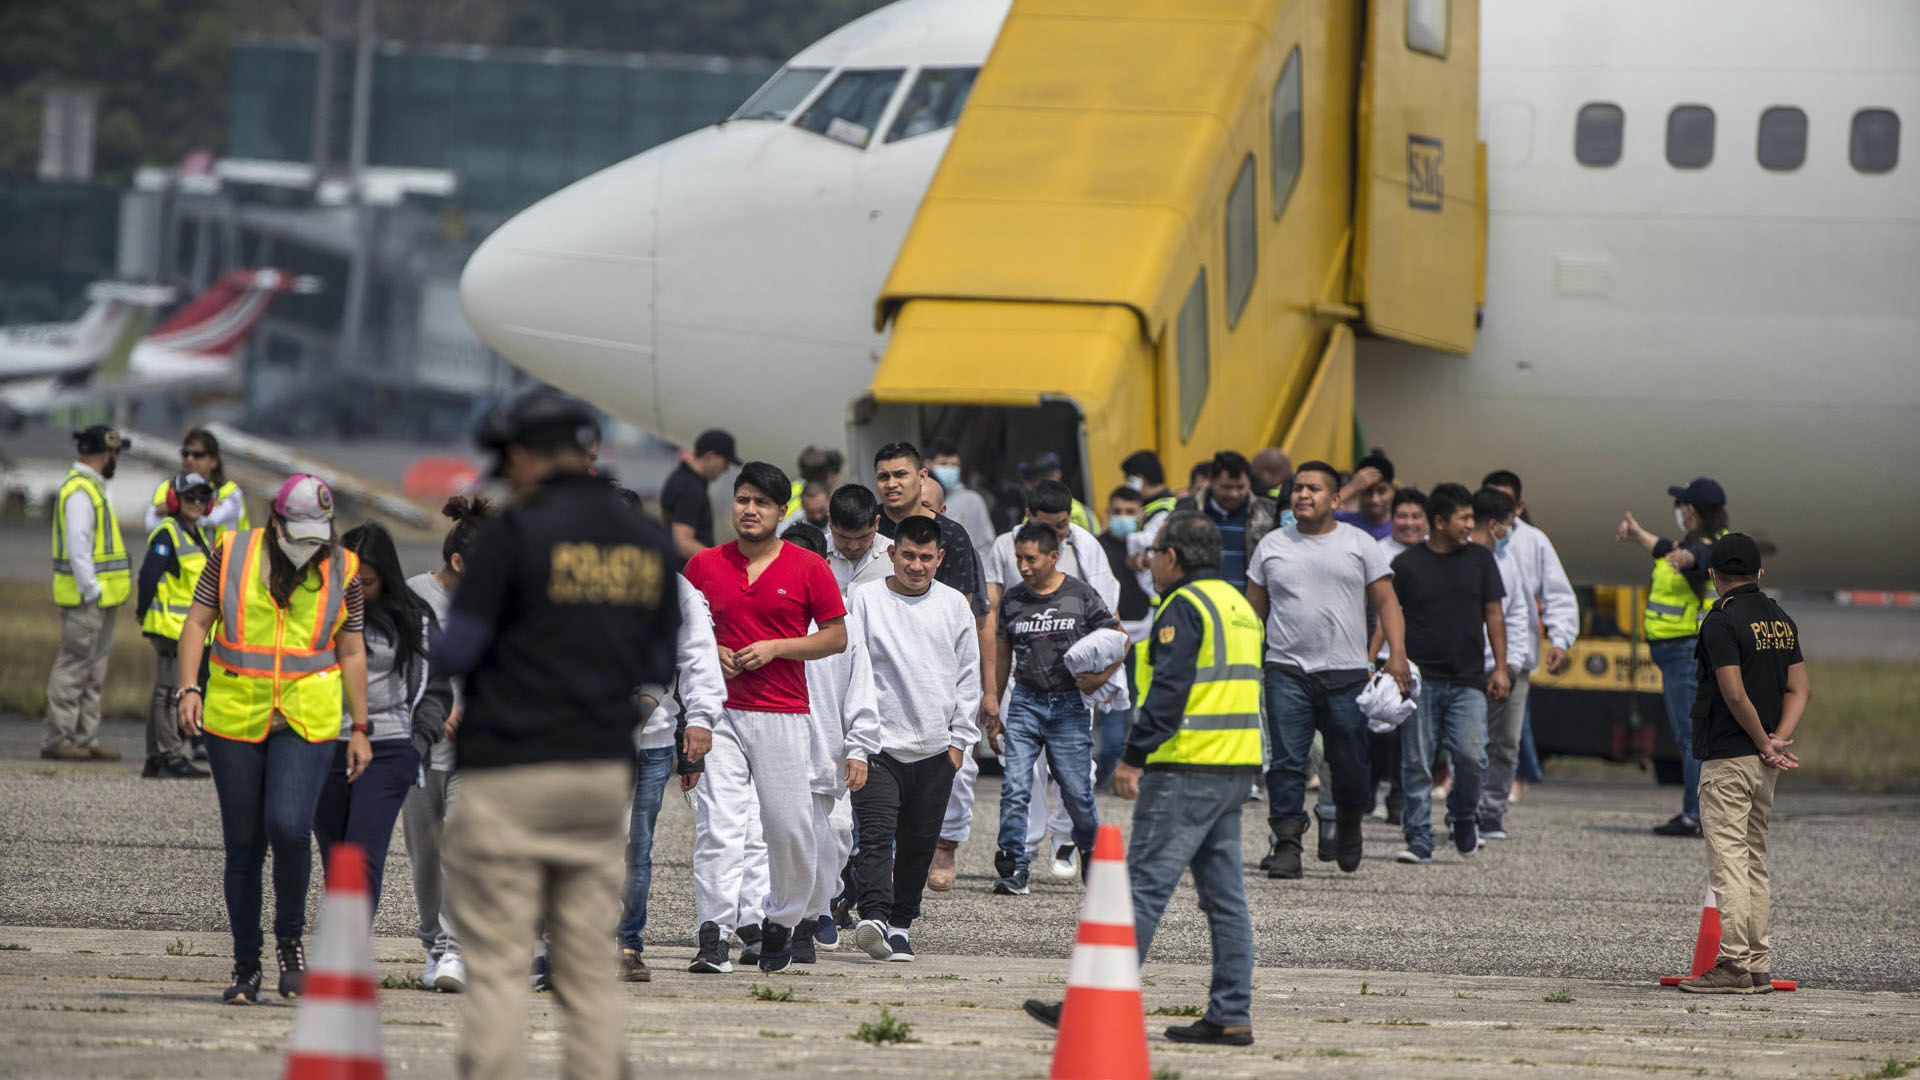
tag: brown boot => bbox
[42,743,91,761]
[1678,959,1758,995]
[86,744,123,761]
[927,839,959,892]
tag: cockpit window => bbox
[796,68,905,149]
[731,67,828,123]
[885,67,979,143]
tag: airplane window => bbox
[1177,270,1210,442]
[731,67,829,123]
[796,68,905,149]
[1406,0,1449,58]
[1574,103,1623,166]
[1756,106,1807,172]
[885,67,979,143]
[1271,48,1303,218]
[1850,108,1900,174]
[1666,105,1715,169]
[1225,155,1257,329]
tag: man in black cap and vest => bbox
[44,425,132,761]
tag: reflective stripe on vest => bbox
[1136,578,1264,767]
[1643,530,1726,642]
[203,530,358,742]
[51,471,130,607]
[140,518,210,640]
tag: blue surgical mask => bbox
[1107,514,1138,538]
[931,464,961,490]
[1279,509,1296,530]
[1495,531,1511,554]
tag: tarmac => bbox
[3,716,1918,1078]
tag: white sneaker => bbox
[1049,844,1078,880]
[434,951,467,993]
[421,950,440,989]
[1394,849,1433,864]
[853,919,894,961]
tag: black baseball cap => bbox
[73,425,128,454]
[694,429,741,466]
[1667,477,1726,508]
[474,389,601,475]
[1708,532,1762,576]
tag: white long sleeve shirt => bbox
[1506,519,1580,670]
[1485,545,1535,674]
[645,574,728,745]
[59,462,109,603]
[842,579,982,764]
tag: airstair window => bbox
[1177,270,1210,441]
[1850,108,1900,174]
[886,67,979,143]
[1666,105,1715,169]
[1406,0,1449,58]
[797,68,905,149]
[731,67,828,123]
[1756,107,1807,172]
[1271,48,1303,218]
[1575,103,1623,166]
[1225,155,1257,328]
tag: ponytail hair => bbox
[440,494,495,568]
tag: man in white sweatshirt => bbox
[844,515,982,962]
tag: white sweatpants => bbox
[697,711,819,933]
[805,792,849,918]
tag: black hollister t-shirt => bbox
[998,575,1121,694]
[1690,584,1803,761]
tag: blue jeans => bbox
[1130,770,1255,1028]
[1095,707,1132,786]
[1399,681,1488,857]
[204,729,336,966]
[1262,667,1371,827]
[1650,637,1702,821]
[617,746,677,950]
[996,687,1098,873]
[1516,698,1543,782]
[314,738,421,918]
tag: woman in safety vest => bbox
[174,474,371,1005]
[145,427,249,547]
[1616,476,1730,838]
[134,472,216,780]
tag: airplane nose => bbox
[460,146,666,425]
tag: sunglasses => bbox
[181,492,212,505]
[181,449,209,460]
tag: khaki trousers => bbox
[44,602,118,751]
[444,761,631,1080]
[1699,754,1778,974]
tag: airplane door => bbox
[1349,0,1481,354]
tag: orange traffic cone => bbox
[1660,883,1796,992]
[1050,824,1149,1080]
[285,843,386,1079]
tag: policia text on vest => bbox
[1123,575,1265,772]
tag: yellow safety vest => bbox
[202,529,359,743]
[1643,530,1727,642]
[1133,577,1264,767]
[1070,498,1098,534]
[52,470,131,608]
[787,479,805,517]
[151,478,248,547]
[140,518,210,640]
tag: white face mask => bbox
[1124,475,1145,492]
[278,535,324,567]
[1674,507,1689,532]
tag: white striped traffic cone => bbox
[284,842,385,1079]
[1050,823,1149,1080]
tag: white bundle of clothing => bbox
[1064,627,1133,714]
[1357,664,1422,735]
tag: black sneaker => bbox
[791,919,818,965]
[275,938,306,998]
[757,922,793,973]
[993,867,1031,896]
[222,963,262,1004]
[737,923,763,966]
[1478,817,1508,841]
[1316,815,1337,862]
[1452,819,1479,856]
[191,736,208,761]
[993,847,1018,880]
[1023,999,1063,1028]
[688,921,732,974]
[156,755,210,779]
[1654,814,1703,837]
[529,951,552,992]
[1164,1017,1254,1046]
[830,893,856,930]
[141,756,161,778]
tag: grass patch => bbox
[1303,1048,1365,1058]
[749,983,795,1003]
[1493,1023,1518,1031]
[851,1007,916,1046]
[1366,1019,1430,1027]
[758,1031,793,1039]
[162,938,214,957]
[1848,1060,1916,1080]
[1544,986,1577,1004]
[1148,1004,1203,1017]
[0,943,29,951]
[1452,990,1479,999]
[954,1000,978,1009]
[18,1004,129,1013]
[1793,662,1920,788]
[1151,1069,1182,1080]
[1548,1025,1606,1034]
[1359,981,1408,997]
[379,974,425,990]
[0,580,157,719]
[1316,1017,1352,1024]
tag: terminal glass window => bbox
[1666,105,1715,169]
[1177,270,1210,441]
[1575,103,1623,166]
[1756,106,1807,171]
[1850,108,1900,173]
[1225,155,1257,328]
[1270,48,1303,218]
[886,67,978,142]
[1406,0,1449,57]
[797,68,904,149]
[731,67,828,122]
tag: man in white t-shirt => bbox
[1245,462,1412,878]
[1378,488,1429,561]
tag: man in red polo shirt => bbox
[682,461,847,974]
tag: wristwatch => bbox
[351,723,371,736]
[170,686,203,705]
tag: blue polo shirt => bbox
[1206,496,1250,589]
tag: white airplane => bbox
[0,268,321,417]
[461,0,1920,588]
